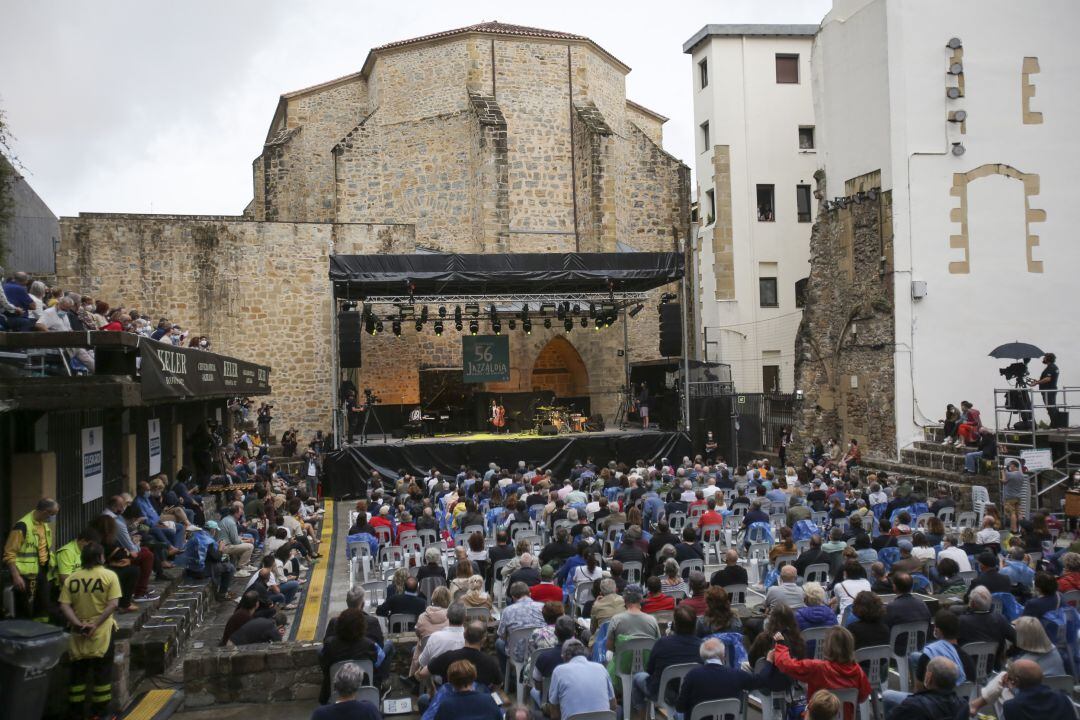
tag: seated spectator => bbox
[632,605,703,710]
[822,527,847,554]
[923,517,946,547]
[794,535,827,576]
[530,564,563,603]
[460,574,493,610]
[770,526,798,562]
[747,604,807,693]
[806,690,841,720]
[313,662,381,720]
[696,586,742,637]
[676,637,766,715]
[507,553,541,593]
[959,527,982,557]
[415,586,453,649]
[848,591,890,649]
[642,575,676,614]
[548,639,616,720]
[891,540,923,575]
[678,572,709,616]
[769,626,870,720]
[937,534,972,572]
[1023,572,1062,621]
[869,562,893,594]
[318,608,379,703]
[674,526,705,563]
[606,585,660,664]
[957,586,1016,654]
[890,610,974,713]
[325,586,385,652]
[1000,545,1036,591]
[417,546,448,583]
[796,582,838,631]
[853,534,878,565]
[530,616,577,708]
[415,602,467,683]
[999,659,1074,720]
[221,590,259,646]
[975,515,1002,550]
[764,565,805,611]
[932,558,968,596]
[523,601,565,669]
[1057,552,1080,592]
[910,533,936,562]
[964,427,997,474]
[497,582,544,668]
[376,575,427,617]
[433,660,502,720]
[660,558,689,596]
[710,549,748,588]
[885,573,930,650]
[831,561,872,615]
[589,577,625,633]
[229,610,286,646]
[968,619,1066,718]
[882,657,966,720]
[425,621,502,690]
[966,551,1013,599]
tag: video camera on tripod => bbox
[363,388,382,406]
[999,361,1031,386]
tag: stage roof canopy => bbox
[329,252,683,299]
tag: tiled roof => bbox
[373,21,589,50]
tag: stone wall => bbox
[56,215,414,434]
[793,171,896,456]
[182,642,323,706]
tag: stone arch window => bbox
[530,336,589,397]
[948,163,1044,274]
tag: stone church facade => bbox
[58,23,690,435]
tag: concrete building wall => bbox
[687,30,817,393]
[811,0,1080,452]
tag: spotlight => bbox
[365,315,376,335]
[523,319,532,334]
[588,303,597,318]
[392,320,402,337]
[557,304,566,321]
[465,303,480,317]
[509,319,516,330]
[415,320,423,332]
[493,322,501,335]
[469,320,479,335]
[660,293,677,304]
[420,306,429,323]
[580,317,588,328]
[374,320,383,334]
[573,304,581,314]
[594,318,602,331]
[455,320,463,332]
[628,303,644,318]
[455,306,463,324]
[434,321,444,336]
[438,305,447,318]
[564,318,573,333]
[544,318,552,329]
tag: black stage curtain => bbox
[322,431,692,498]
[330,252,683,297]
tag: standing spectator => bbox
[1000,460,1028,532]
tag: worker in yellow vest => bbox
[3,498,59,621]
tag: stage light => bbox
[365,315,376,335]
[573,304,581,314]
[564,318,573,333]
[509,319,516,330]
[523,319,532,334]
[588,303,596,318]
[421,306,429,323]
[660,293,677,304]
[488,304,497,318]
[628,303,644,318]
[594,318,602,331]
[438,305,447,318]
[544,318,552,329]
[493,322,501,335]
[539,302,556,315]
[375,320,383,334]
[392,320,401,337]
[465,303,480,317]
[455,320,463,332]
[469,320,479,335]
[580,317,587,328]
[434,321,444,336]
[455,306,463,323]
[556,304,566,321]
[415,320,423,332]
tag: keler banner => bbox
[139,340,271,399]
[462,335,510,383]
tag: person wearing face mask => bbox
[3,498,60,621]
[168,324,185,346]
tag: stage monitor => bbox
[462,335,510,383]
[338,311,362,368]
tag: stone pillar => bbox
[172,423,184,477]
[10,453,57,525]
[120,434,138,494]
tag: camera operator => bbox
[257,402,274,440]
[1028,353,1062,427]
[343,390,364,444]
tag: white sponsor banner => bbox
[82,426,104,502]
[148,418,162,476]
[1021,448,1054,471]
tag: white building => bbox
[812,0,1080,449]
[684,25,820,394]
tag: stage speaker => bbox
[338,311,362,368]
[538,423,559,436]
[659,303,682,357]
[585,414,605,432]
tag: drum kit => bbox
[534,405,587,434]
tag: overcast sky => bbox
[2,0,830,218]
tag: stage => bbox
[321,428,693,498]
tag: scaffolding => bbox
[993,384,1079,515]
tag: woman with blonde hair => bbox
[410,586,452,674]
[460,574,492,609]
[967,616,1065,716]
[796,581,838,631]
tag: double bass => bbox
[490,400,506,431]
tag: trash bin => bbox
[0,620,68,720]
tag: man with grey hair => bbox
[312,661,380,720]
[497,581,544,669]
[957,584,1015,651]
[35,295,97,371]
[763,565,805,610]
[589,576,625,631]
[417,602,467,673]
[675,637,765,714]
[880,656,965,720]
[936,534,971,572]
[508,552,541,590]
[324,586,385,651]
[548,639,616,720]
[1001,545,1035,590]
[606,584,659,652]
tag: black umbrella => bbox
[988,341,1045,360]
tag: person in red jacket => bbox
[1056,552,1080,592]
[769,626,870,720]
[529,565,564,603]
[641,576,676,614]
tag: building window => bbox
[776,54,799,84]
[699,58,708,89]
[756,185,775,222]
[759,276,779,308]
[762,363,781,393]
[794,277,809,308]
[700,121,710,152]
[799,126,815,149]
[796,185,812,223]
[704,189,715,225]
